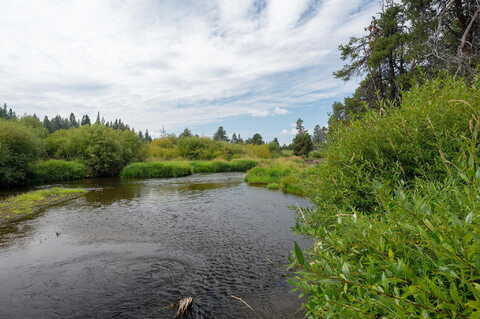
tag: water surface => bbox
[0,173,310,319]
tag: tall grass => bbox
[292,77,480,318]
[244,159,307,195]
[29,160,87,184]
[121,159,257,179]
[120,162,192,179]
[191,159,257,173]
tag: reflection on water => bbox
[0,173,310,319]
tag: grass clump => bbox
[0,187,87,224]
[292,77,480,318]
[29,160,87,184]
[266,183,279,190]
[191,159,257,173]
[245,159,307,195]
[120,162,192,179]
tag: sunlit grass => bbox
[0,188,87,223]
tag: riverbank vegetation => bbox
[0,102,323,189]
[0,188,87,225]
[121,159,258,179]
[288,0,480,316]
[244,159,311,196]
[292,76,480,318]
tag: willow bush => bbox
[293,77,480,318]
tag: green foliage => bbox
[293,77,480,318]
[246,133,264,145]
[177,136,222,160]
[266,183,280,190]
[319,77,478,213]
[46,125,145,177]
[245,166,292,185]
[228,159,258,172]
[244,161,306,195]
[120,162,192,179]
[292,132,313,157]
[190,159,257,173]
[0,120,43,187]
[29,160,87,184]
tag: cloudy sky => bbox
[0,0,378,143]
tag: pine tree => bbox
[95,112,101,125]
[292,118,313,157]
[246,133,264,145]
[179,128,193,138]
[43,116,52,133]
[81,115,91,126]
[213,126,228,141]
[69,113,78,128]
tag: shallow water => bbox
[0,173,310,319]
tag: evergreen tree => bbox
[292,118,313,157]
[81,115,91,126]
[213,126,228,141]
[69,113,78,128]
[231,133,238,144]
[269,137,281,153]
[179,128,193,138]
[95,112,101,125]
[313,125,328,145]
[43,116,52,133]
[246,133,264,145]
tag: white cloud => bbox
[0,0,379,132]
[280,128,297,136]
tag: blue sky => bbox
[0,0,379,144]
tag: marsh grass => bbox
[0,187,87,224]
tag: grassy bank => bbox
[291,77,480,318]
[244,159,308,195]
[0,188,87,225]
[121,159,257,179]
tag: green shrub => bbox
[306,77,480,214]
[177,137,221,160]
[120,162,192,179]
[29,160,87,184]
[293,77,480,318]
[47,125,145,177]
[0,120,43,187]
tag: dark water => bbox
[0,173,310,319]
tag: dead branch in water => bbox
[175,297,193,318]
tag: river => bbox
[0,173,310,319]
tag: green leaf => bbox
[294,242,305,266]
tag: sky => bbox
[0,0,379,144]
